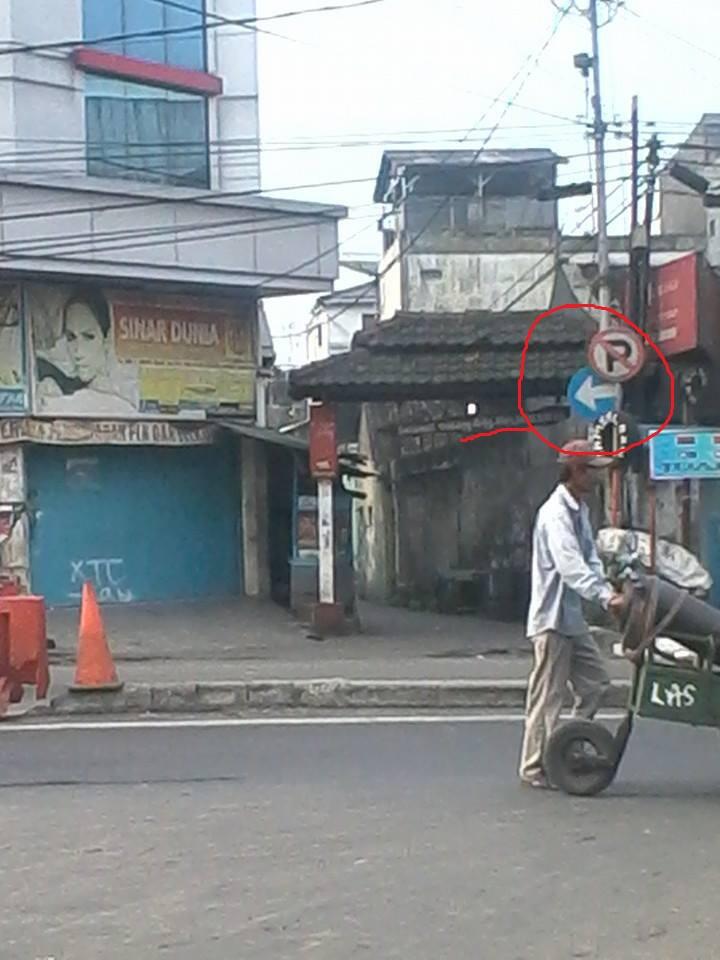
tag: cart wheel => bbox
[543,720,618,797]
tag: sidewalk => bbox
[17,598,631,719]
[45,597,532,664]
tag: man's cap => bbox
[558,438,614,468]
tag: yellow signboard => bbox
[139,365,255,411]
[113,298,253,365]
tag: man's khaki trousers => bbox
[519,630,611,782]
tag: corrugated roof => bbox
[218,420,307,450]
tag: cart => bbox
[543,573,720,796]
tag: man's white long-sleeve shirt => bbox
[526,484,613,638]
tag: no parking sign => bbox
[588,328,645,383]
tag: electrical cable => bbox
[621,4,720,66]
[0,209,378,263]
[0,148,634,231]
[0,0,386,57]
[0,166,634,261]
[0,132,637,166]
[488,178,630,312]
[270,183,645,344]
[0,175,372,227]
[295,5,574,332]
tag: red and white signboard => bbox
[309,402,338,479]
[648,252,698,356]
[588,328,645,383]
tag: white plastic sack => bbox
[597,527,713,594]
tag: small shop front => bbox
[0,419,242,607]
[0,277,258,606]
[27,439,240,606]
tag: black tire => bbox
[543,720,618,797]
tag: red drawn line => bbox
[459,302,676,457]
[460,427,530,443]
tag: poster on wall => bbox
[297,495,319,558]
[28,284,256,419]
[0,285,26,414]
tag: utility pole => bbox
[588,0,611,326]
[630,96,639,234]
[567,1,621,328]
[638,134,661,333]
[627,97,643,330]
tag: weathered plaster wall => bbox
[353,400,574,616]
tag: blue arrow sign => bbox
[567,367,621,421]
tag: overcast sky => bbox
[255,0,720,363]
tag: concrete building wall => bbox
[240,436,271,598]
[0,179,343,294]
[207,0,260,192]
[660,173,708,238]
[378,241,404,321]
[659,114,720,238]
[352,401,573,616]
[394,424,569,618]
[353,408,394,602]
[403,252,556,313]
[306,302,371,364]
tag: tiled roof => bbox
[353,308,592,351]
[289,343,583,401]
[290,295,592,402]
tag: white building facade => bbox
[0,0,344,607]
[305,280,377,365]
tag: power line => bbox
[273,185,644,344]
[0,205,377,262]
[0,122,609,150]
[3,214,378,289]
[307,6,574,332]
[0,149,635,229]
[0,175,374,227]
[489,179,632,312]
[6,132,711,178]
[621,4,720,66]
[148,0,302,43]
[274,182,635,342]
[0,138,638,167]
[0,204,378,261]
[0,142,637,185]
[0,167,635,262]
[0,0,385,57]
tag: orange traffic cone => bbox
[70,582,123,692]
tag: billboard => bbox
[28,284,256,419]
[0,285,26,414]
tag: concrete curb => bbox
[28,679,632,717]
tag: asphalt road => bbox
[2,715,720,959]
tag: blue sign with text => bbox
[648,427,720,481]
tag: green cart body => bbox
[633,656,720,727]
[543,576,720,796]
